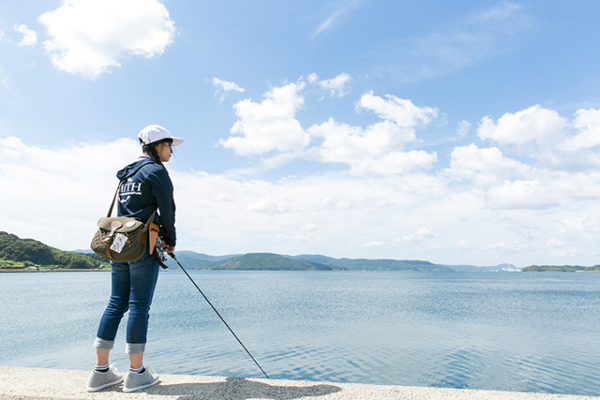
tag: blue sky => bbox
[1,0,600,267]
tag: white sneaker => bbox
[123,366,160,392]
[86,365,123,392]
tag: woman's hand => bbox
[161,242,175,254]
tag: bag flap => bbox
[97,217,143,232]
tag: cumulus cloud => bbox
[447,144,531,187]
[308,72,351,97]
[477,105,567,145]
[246,195,295,214]
[358,91,438,128]
[350,150,438,176]
[39,0,175,79]
[14,24,37,47]
[308,92,438,174]
[221,81,440,175]
[6,84,600,266]
[562,108,600,151]
[220,82,311,155]
[3,131,600,266]
[0,136,140,247]
[486,179,558,210]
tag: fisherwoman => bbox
[87,125,182,393]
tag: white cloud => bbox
[562,108,600,151]
[301,223,317,231]
[551,249,579,258]
[455,241,473,250]
[220,82,310,155]
[398,227,436,245]
[358,91,438,128]
[477,105,567,145]
[486,179,557,210]
[447,144,531,187]
[14,24,37,47]
[308,118,435,174]
[313,0,362,37]
[350,150,437,176]
[6,89,600,266]
[246,195,295,214]
[0,64,20,105]
[212,77,245,104]
[39,0,175,79]
[3,132,600,267]
[308,72,351,97]
[0,136,140,248]
[308,92,437,175]
[221,82,438,175]
[457,120,471,139]
[307,92,438,175]
[212,77,245,93]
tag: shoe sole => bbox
[123,377,160,393]
[86,378,123,392]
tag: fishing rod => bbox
[168,252,270,380]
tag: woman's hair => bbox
[141,138,173,165]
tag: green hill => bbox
[209,253,339,271]
[163,251,238,269]
[522,265,598,272]
[288,254,337,264]
[0,231,108,270]
[173,253,453,271]
[325,258,452,271]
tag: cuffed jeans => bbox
[94,250,160,354]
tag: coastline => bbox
[0,268,109,273]
[1,366,597,400]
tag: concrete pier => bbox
[0,366,597,400]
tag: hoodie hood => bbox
[116,157,156,181]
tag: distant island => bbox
[168,252,454,271]
[522,265,600,272]
[162,251,517,272]
[3,230,597,273]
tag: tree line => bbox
[0,231,108,270]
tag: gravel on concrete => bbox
[0,366,597,400]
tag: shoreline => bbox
[0,366,597,400]
[0,268,110,273]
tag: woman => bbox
[87,125,182,393]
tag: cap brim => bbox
[171,137,183,146]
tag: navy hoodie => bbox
[116,156,176,246]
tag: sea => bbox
[1,270,599,396]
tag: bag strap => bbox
[108,181,158,229]
[107,182,121,217]
[142,210,157,233]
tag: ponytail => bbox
[140,138,173,166]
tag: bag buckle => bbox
[102,221,123,242]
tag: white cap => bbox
[137,125,183,146]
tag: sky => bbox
[1,0,600,268]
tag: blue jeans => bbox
[94,250,160,354]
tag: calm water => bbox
[1,270,599,395]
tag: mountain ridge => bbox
[1,230,524,272]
